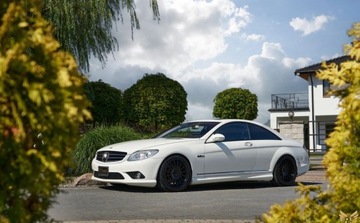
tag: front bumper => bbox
[91,157,162,188]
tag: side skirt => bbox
[191,171,273,185]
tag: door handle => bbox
[244,142,253,147]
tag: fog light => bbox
[127,171,145,179]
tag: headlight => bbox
[128,150,159,161]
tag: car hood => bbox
[97,138,200,153]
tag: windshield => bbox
[156,122,220,139]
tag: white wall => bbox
[310,78,341,116]
[269,74,341,152]
[270,111,310,129]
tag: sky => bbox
[88,0,360,124]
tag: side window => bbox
[248,123,280,140]
[214,122,250,141]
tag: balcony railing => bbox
[270,93,309,110]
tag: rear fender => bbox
[269,147,297,172]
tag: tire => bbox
[272,155,297,186]
[157,155,192,192]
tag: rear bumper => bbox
[297,155,310,176]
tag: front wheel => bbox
[157,155,192,192]
[272,155,297,186]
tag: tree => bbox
[213,88,258,120]
[84,80,122,126]
[41,0,160,72]
[261,23,360,222]
[122,73,187,132]
[0,1,90,222]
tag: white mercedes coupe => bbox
[91,119,309,192]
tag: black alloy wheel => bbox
[157,155,192,192]
[272,155,297,186]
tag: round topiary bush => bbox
[70,125,141,176]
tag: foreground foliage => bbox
[0,1,90,222]
[71,125,141,175]
[261,23,360,223]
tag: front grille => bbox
[93,171,124,179]
[96,151,127,162]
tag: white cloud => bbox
[185,102,214,121]
[223,5,252,36]
[104,0,253,76]
[289,15,333,36]
[245,34,265,42]
[180,42,310,123]
[320,53,342,61]
[260,42,286,60]
[282,57,311,69]
[89,1,314,124]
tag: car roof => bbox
[183,119,259,125]
[183,119,284,139]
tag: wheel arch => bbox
[156,153,193,182]
[269,148,298,173]
[271,153,298,186]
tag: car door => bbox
[204,122,257,177]
[246,123,283,172]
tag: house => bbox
[268,55,351,153]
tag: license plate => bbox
[98,166,109,177]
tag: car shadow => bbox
[187,181,322,192]
[98,181,322,193]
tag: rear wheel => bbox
[157,155,191,192]
[272,155,297,186]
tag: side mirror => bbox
[206,133,225,143]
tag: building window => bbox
[318,122,336,150]
[325,123,336,139]
[323,80,350,97]
[323,80,331,97]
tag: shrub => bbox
[70,125,141,175]
[122,73,187,132]
[213,88,258,120]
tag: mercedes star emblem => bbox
[102,152,109,162]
